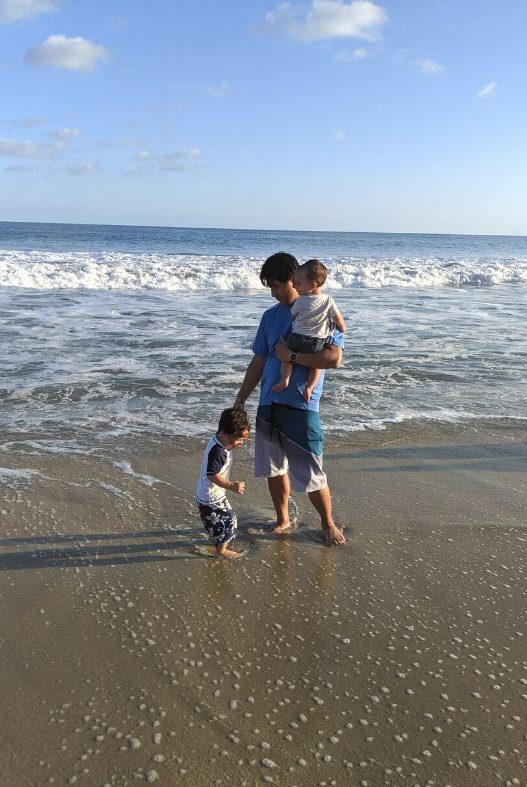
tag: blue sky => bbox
[1,0,526,234]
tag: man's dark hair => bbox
[301,259,328,287]
[218,408,250,437]
[260,252,299,286]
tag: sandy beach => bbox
[1,420,526,786]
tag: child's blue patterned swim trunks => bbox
[197,497,237,546]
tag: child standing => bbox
[196,408,250,558]
[272,259,347,402]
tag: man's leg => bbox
[308,485,345,545]
[268,473,292,533]
[274,407,345,546]
[255,405,291,532]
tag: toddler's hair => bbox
[218,408,250,437]
[301,259,327,286]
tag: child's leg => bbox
[304,367,321,403]
[272,361,293,393]
[215,541,240,559]
[210,503,239,558]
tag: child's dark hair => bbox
[301,259,328,286]
[260,252,299,286]
[218,408,250,437]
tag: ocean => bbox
[1,221,526,453]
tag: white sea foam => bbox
[113,461,169,487]
[0,250,263,291]
[1,252,526,445]
[1,248,526,291]
[0,467,41,483]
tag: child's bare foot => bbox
[271,522,292,534]
[323,524,345,545]
[303,385,314,403]
[215,545,240,559]
[272,380,288,393]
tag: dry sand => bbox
[0,420,526,786]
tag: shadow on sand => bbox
[0,518,343,571]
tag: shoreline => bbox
[1,420,526,785]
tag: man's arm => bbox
[233,354,264,409]
[275,340,342,370]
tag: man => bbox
[233,251,345,545]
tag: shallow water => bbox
[1,223,526,452]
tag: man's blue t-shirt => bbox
[251,302,344,412]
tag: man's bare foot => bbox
[323,524,345,545]
[215,546,240,559]
[272,380,288,393]
[271,522,292,534]
[303,385,314,403]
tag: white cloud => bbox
[419,58,445,74]
[255,0,387,43]
[0,136,57,158]
[334,46,369,61]
[394,51,445,75]
[4,162,40,172]
[174,81,231,99]
[48,126,82,142]
[334,129,346,140]
[133,147,201,173]
[64,161,100,175]
[204,81,231,99]
[25,34,111,72]
[0,0,58,24]
[392,48,412,64]
[0,129,79,159]
[6,115,49,128]
[475,81,497,100]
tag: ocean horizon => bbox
[4,218,527,236]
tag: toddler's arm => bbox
[333,312,346,333]
[328,296,346,333]
[209,473,245,495]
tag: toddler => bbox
[272,259,346,402]
[196,408,250,558]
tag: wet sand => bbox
[1,421,526,786]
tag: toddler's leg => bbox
[213,505,239,559]
[272,361,293,393]
[304,367,321,402]
[215,541,240,559]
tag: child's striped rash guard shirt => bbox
[196,434,233,505]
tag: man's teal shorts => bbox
[254,404,327,493]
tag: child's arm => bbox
[333,312,346,333]
[209,473,245,495]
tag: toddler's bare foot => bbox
[303,385,314,403]
[272,522,292,534]
[323,524,345,545]
[215,546,240,559]
[272,381,288,393]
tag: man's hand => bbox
[233,354,264,409]
[275,339,342,370]
[231,480,245,495]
